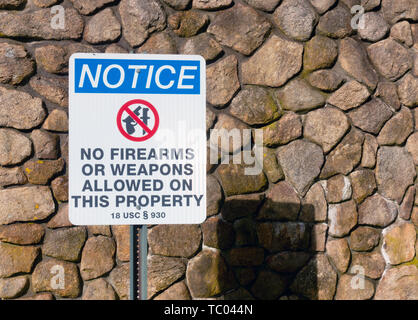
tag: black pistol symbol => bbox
[122,106,151,135]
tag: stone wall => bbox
[0,0,417,300]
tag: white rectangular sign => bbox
[69,53,206,225]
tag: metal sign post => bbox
[130,225,148,300]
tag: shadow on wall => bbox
[148,198,332,300]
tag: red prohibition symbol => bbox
[117,99,160,142]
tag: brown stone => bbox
[309,0,336,14]
[119,0,166,47]
[228,247,264,267]
[257,222,310,252]
[349,99,393,134]
[206,175,222,217]
[0,223,44,245]
[181,33,222,61]
[112,225,130,262]
[32,258,81,298]
[307,69,344,92]
[376,146,416,203]
[51,175,68,202]
[258,181,300,221]
[381,0,418,24]
[368,39,412,81]
[31,76,68,108]
[326,238,351,273]
[291,254,337,300]
[328,200,358,237]
[42,227,87,262]
[192,0,232,10]
[391,21,414,47]
[397,73,418,107]
[277,140,324,196]
[300,182,327,222]
[43,109,68,132]
[0,243,39,277]
[30,130,60,160]
[24,159,65,185]
[382,222,416,265]
[262,113,302,147]
[304,107,349,153]
[327,81,370,111]
[105,44,128,54]
[0,129,31,166]
[335,274,375,300]
[358,194,398,227]
[0,42,34,85]
[0,167,26,188]
[88,226,112,237]
[207,55,240,107]
[186,249,230,298]
[303,35,338,71]
[311,223,328,252]
[137,31,178,54]
[358,12,389,42]
[208,3,270,55]
[84,8,121,44]
[108,263,129,300]
[148,225,201,258]
[148,255,187,298]
[339,38,378,90]
[82,278,117,300]
[406,133,418,165]
[399,186,416,220]
[378,107,413,145]
[261,147,284,183]
[241,35,303,87]
[18,293,54,300]
[361,134,378,168]
[0,8,84,40]
[69,0,116,15]
[217,162,267,197]
[154,281,191,300]
[210,114,250,154]
[0,0,25,9]
[320,129,364,179]
[168,10,208,38]
[80,236,115,280]
[233,218,257,246]
[33,0,59,7]
[375,265,418,300]
[230,86,281,126]
[0,186,55,225]
[349,169,377,203]
[202,216,234,250]
[0,276,28,299]
[47,204,72,229]
[251,270,287,300]
[221,193,264,221]
[350,226,381,251]
[322,174,352,203]
[267,251,311,273]
[351,251,386,279]
[375,82,401,111]
[0,88,45,130]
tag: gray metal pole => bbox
[139,225,148,300]
[129,225,136,301]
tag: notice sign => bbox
[69,53,206,225]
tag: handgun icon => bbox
[122,106,150,135]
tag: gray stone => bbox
[262,113,302,147]
[278,79,325,112]
[42,227,87,261]
[300,182,327,222]
[317,5,353,38]
[307,69,344,92]
[273,0,318,41]
[277,140,324,195]
[84,8,121,44]
[375,82,401,111]
[309,0,336,14]
[163,0,191,10]
[244,0,281,12]
[69,0,116,15]
[0,43,34,85]
[376,146,416,203]
[358,12,389,42]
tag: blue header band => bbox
[74,58,201,95]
